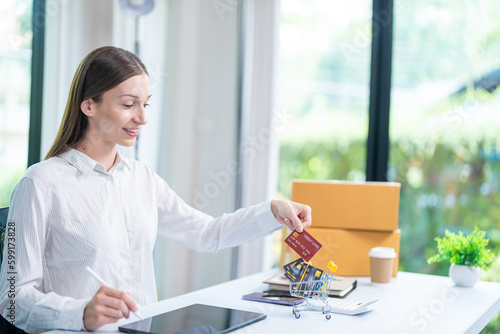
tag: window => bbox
[0,0,33,206]
[390,1,500,276]
[276,0,373,200]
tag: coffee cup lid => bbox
[369,247,396,258]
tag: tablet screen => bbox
[118,304,266,334]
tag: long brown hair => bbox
[45,46,148,159]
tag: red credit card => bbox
[284,229,322,262]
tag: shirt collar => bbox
[58,148,131,175]
[115,151,131,170]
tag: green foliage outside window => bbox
[0,0,32,208]
[0,167,24,207]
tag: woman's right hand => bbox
[83,285,138,331]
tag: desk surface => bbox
[47,270,500,334]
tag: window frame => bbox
[366,0,393,182]
[28,0,45,167]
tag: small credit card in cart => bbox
[296,264,323,292]
[284,229,322,262]
[283,258,304,281]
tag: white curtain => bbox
[234,0,281,278]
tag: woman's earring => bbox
[89,112,92,115]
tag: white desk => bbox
[46,270,500,334]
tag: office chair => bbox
[0,206,27,334]
[0,207,8,267]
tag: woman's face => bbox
[84,73,150,148]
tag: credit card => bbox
[284,229,322,262]
[296,264,323,292]
[283,258,304,282]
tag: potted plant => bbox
[427,227,496,287]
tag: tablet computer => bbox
[118,303,266,334]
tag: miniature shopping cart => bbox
[289,261,337,320]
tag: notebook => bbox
[264,271,357,298]
[118,303,266,334]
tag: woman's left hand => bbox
[271,199,312,232]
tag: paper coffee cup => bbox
[369,247,396,284]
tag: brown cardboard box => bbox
[281,227,400,277]
[291,180,401,231]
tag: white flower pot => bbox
[449,263,481,287]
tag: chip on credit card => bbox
[284,229,322,262]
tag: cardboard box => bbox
[281,227,400,277]
[291,180,401,231]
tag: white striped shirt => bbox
[0,149,281,332]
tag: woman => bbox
[0,46,311,332]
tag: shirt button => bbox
[68,321,73,327]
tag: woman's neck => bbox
[75,136,118,172]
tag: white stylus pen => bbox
[85,266,144,320]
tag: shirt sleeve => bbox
[0,177,90,332]
[154,174,283,252]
